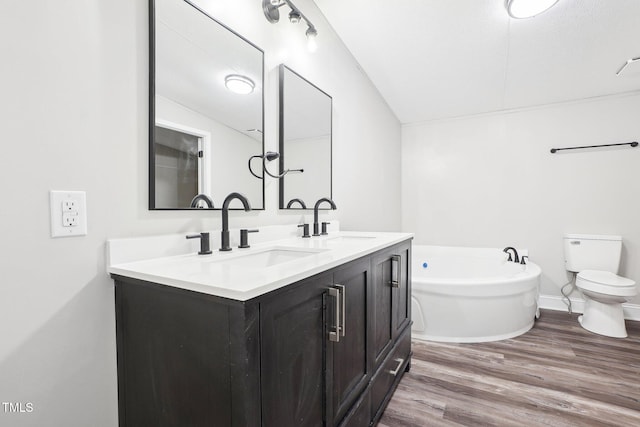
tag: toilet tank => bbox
[563,234,622,273]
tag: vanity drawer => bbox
[370,327,411,420]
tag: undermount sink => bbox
[209,247,327,269]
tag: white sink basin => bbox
[209,247,327,269]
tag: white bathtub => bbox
[411,245,541,343]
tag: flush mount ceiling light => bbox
[263,0,318,52]
[224,74,255,95]
[505,0,559,19]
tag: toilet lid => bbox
[578,270,636,287]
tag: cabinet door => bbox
[371,251,394,368]
[260,273,332,427]
[328,258,371,426]
[392,243,411,339]
[371,241,412,368]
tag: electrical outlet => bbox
[50,191,87,237]
[62,211,79,227]
[62,200,77,212]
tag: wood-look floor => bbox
[379,310,640,427]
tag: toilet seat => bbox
[577,270,637,297]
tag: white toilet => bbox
[563,233,637,338]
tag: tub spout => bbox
[503,247,519,263]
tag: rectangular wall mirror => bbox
[279,64,332,210]
[149,0,265,210]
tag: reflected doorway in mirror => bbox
[153,119,211,209]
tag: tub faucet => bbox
[220,192,251,251]
[313,197,336,236]
[503,247,519,263]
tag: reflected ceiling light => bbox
[224,74,255,95]
[505,0,559,19]
[262,0,319,52]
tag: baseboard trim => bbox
[538,295,640,321]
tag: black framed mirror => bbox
[278,64,332,210]
[149,0,265,210]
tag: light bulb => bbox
[505,0,559,19]
[306,27,318,53]
[289,10,301,24]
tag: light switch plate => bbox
[50,190,87,237]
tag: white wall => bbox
[402,92,640,306]
[0,0,401,425]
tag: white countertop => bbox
[108,230,413,301]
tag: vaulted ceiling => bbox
[314,0,640,124]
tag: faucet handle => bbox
[239,229,259,249]
[520,255,529,265]
[321,222,331,235]
[298,223,311,238]
[186,232,212,255]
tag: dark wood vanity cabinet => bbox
[114,239,411,427]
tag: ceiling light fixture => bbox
[262,0,319,52]
[505,0,559,19]
[224,74,255,95]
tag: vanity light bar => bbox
[262,0,318,52]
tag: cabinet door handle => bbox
[328,287,341,342]
[389,358,404,376]
[335,284,346,337]
[390,254,401,288]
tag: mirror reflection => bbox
[150,0,264,210]
[279,65,332,210]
